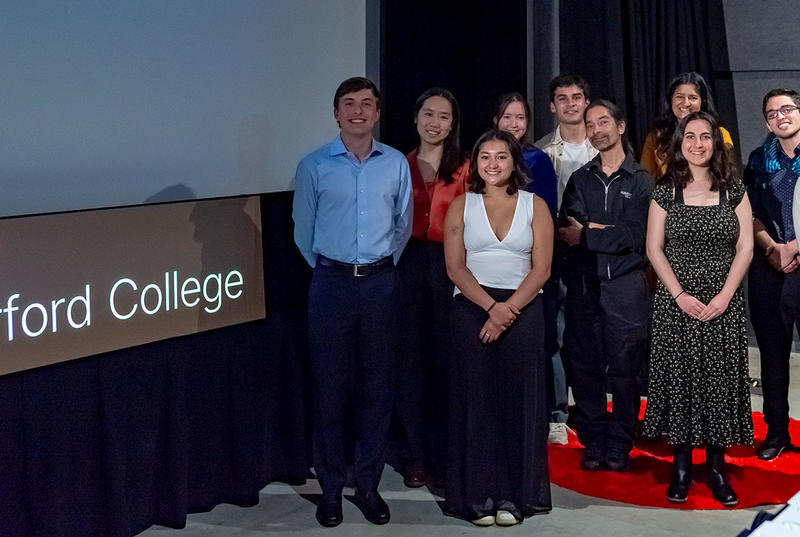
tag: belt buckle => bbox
[353,263,367,277]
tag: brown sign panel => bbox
[0,196,265,375]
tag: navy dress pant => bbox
[307,261,399,497]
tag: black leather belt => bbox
[317,255,392,277]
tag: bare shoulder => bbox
[531,192,548,212]
[444,193,467,229]
[447,193,466,214]
[531,194,551,220]
[530,193,554,233]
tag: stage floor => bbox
[140,349,800,537]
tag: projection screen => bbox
[0,0,366,217]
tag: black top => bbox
[559,152,654,280]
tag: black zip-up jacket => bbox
[558,152,654,280]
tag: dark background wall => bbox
[381,0,527,155]
[723,0,800,161]
[378,0,755,164]
[529,0,559,141]
[556,0,725,159]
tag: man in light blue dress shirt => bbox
[292,77,412,527]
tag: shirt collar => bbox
[553,125,594,149]
[551,126,564,145]
[588,151,638,175]
[407,148,419,171]
[778,147,793,166]
[329,134,384,159]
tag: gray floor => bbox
[141,350,800,537]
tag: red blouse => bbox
[407,150,469,243]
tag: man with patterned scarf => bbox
[744,88,800,461]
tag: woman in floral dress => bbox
[643,111,754,507]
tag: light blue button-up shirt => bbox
[292,135,413,267]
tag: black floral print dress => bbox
[643,182,754,447]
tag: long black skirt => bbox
[445,288,551,521]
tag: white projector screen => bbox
[0,0,366,217]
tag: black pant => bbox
[307,261,399,496]
[561,269,650,451]
[393,238,451,478]
[749,254,799,436]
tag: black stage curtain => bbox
[0,193,311,537]
[559,0,719,156]
[382,0,528,154]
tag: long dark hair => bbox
[467,129,529,195]
[584,98,635,156]
[414,87,461,184]
[653,72,718,164]
[492,92,532,147]
[662,111,737,191]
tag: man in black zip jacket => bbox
[557,99,653,472]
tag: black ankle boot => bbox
[666,443,692,503]
[706,445,738,507]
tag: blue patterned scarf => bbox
[756,133,800,175]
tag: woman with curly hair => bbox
[640,72,734,177]
[643,111,754,507]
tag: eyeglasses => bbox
[765,105,800,121]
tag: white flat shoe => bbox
[495,510,520,526]
[548,422,570,444]
[471,515,495,526]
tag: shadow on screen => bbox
[144,183,197,204]
[190,197,261,330]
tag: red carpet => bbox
[548,408,800,509]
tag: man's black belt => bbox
[317,255,392,277]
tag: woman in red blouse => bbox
[395,88,469,489]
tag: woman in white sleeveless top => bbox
[443,130,553,526]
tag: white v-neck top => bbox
[455,190,534,294]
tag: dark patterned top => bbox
[745,134,800,244]
[643,182,754,446]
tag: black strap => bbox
[673,187,727,205]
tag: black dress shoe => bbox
[604,448,630,472]
[403,463,427,488]
[353,490,390,525]
[756,434,790,461]
[315,497,343,527]
[581,443,604,471]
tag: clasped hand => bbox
[765,243,799,273]
[479,301,520,343]
[676,292,731,322]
